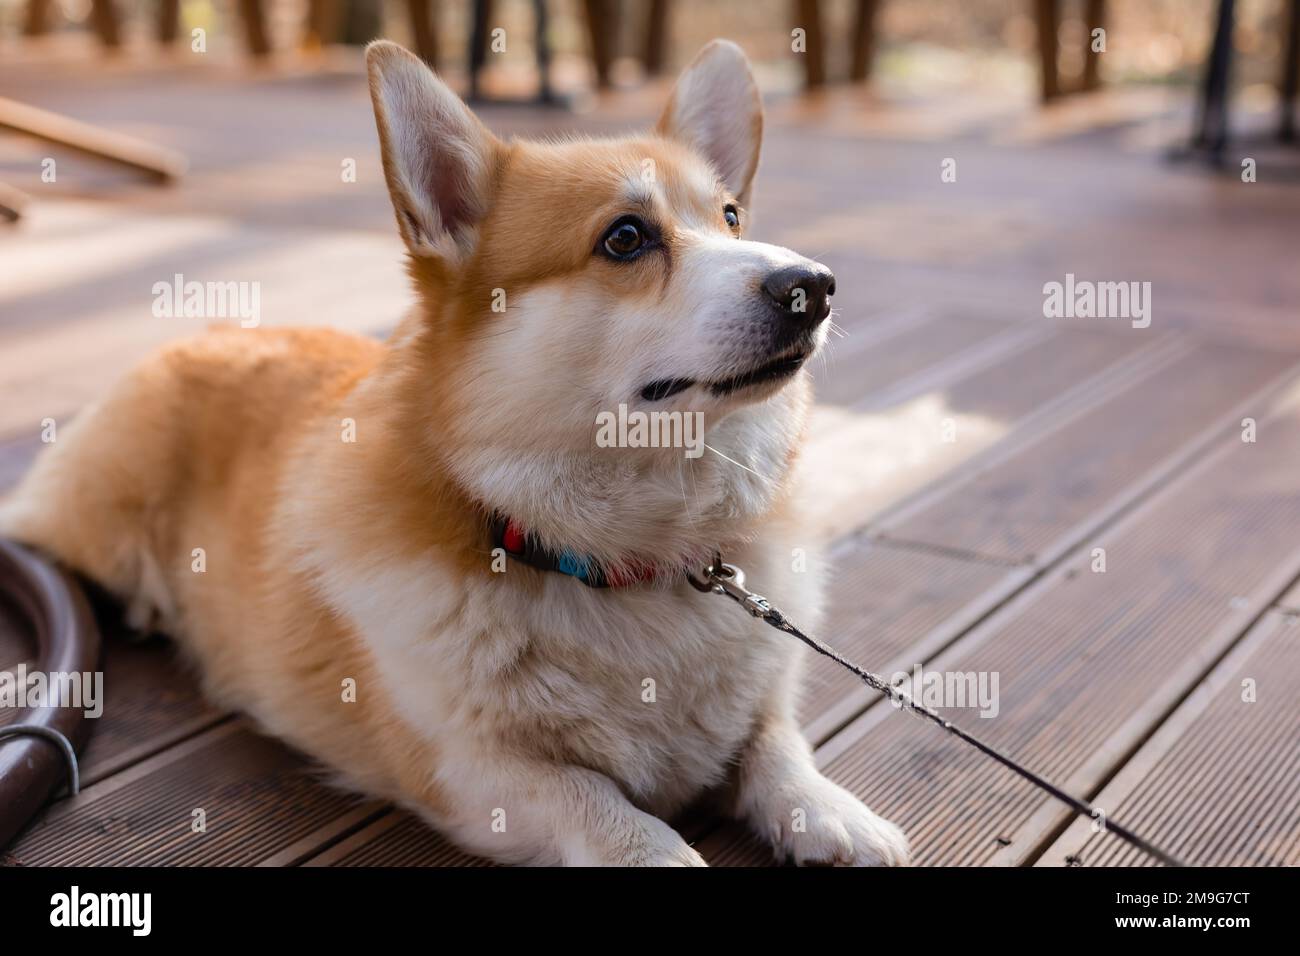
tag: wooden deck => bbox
[2,50,1299,867]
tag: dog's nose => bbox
[761,263,835,324]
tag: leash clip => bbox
[687,553,772,618]
[687,551,724,593]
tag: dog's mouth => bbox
[640,351,810,403]
[708,351,810,396]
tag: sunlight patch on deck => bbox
[801,392,1006,540]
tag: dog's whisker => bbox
[677,461,698,530]
[703,443,777,486]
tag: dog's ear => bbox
[366,41,501,259]
[656,40,762,207]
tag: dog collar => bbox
[490,515,659,588]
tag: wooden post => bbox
[158,0,180,45]
[23,0,52,36]
[1280,0,1299,141]
[468,0,494,100]
[406,0,438,68]
[850,0,879,83]
[643,0,670,77]
[583,0,616,89]
[239,0,272,58]
[1034,0,1060,102]
[1082,0,1105,91]
[304,0,344,50]
[90,0,122,49]
[796,0,825,89]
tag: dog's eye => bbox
[724,204,740,232]
[602,218,646,259]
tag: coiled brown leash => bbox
[688,554,1187,868]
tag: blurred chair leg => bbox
[239,0,273,57]
[90,0,122,49]
[1034,0,1060,102]
[1280,0,1299,142]
[406,0,438,67]
[850,0,878,83]
[583,0,617,89]
[468,0,494,100]
[1082,0,1104,91]
[159,0,180,44]
[643,0,669,77]
[796,0,825,89]
[24,0,52,36]
[0,182,29,224]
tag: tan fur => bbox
[1,41,909,866]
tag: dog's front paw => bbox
[571,812,709,867]
[758,777,910,867]
[643,843,710,867]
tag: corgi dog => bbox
[0,40,909,867]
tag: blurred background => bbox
[2,2,1299,868]
[0,0,1297,93]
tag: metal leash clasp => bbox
[687,552,772,618]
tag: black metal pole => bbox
[1193,0,1236,158]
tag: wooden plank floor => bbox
[1039,609,1300,867]
[3,51,1299,867]
[700,380,1300,866]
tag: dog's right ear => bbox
[366,41,500,260]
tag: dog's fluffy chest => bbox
[342,545,815,815]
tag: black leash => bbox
[688,555,1186,868]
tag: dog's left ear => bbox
[656,40,763,207]
[366,41,501,260]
